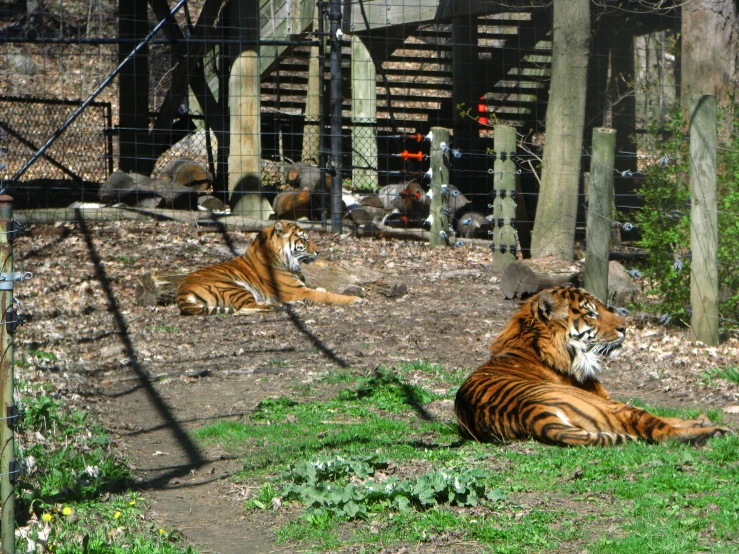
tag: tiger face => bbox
[269,221,318,273]
[535,286,625,381]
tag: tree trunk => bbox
[681,0,737,140]
[530,0,590,260]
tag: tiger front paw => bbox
[711,426,733,438]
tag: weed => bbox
[335,368,441,413]
[266,358,289,367]
[115,255,137,266]
[715,366,739,384]
[15,390,196,553]
[146,325,180,333]
[27,348,58,362]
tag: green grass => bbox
[16,385,197,553]
[703,365,739,386]
[194,363,738,553]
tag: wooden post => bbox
[302,4,322,164]
[689,95,719,345]
[351,35,378,191]
[429,127,451,248]
[491,125,517,273]
[0,196,17,554]
[228,0,272,219]
[584,127,616,303]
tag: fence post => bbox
[351,35,378,191]
[328,0,343,233]
[689,95,719,346]
[429,127,451,247]
[491,125,517,273]
[584,127,616,303]
[0,195,17,554]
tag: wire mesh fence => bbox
[0,0,735,327]
[0,95,112,183]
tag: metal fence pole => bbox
[328,0,343,233]
[0,195,17,554]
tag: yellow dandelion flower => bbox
[41,513,52,523]
[114,511,121,519]
[159,528,166,536]
[62,506,73,516]
[129,500,136,506]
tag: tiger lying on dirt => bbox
[176,221,362,315]
[455,284,731,446]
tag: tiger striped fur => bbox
[454,285,731,446]
[176,221,361,315]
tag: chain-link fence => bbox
[0,96,112,182]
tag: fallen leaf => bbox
[722,405,739,414]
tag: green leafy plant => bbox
[274,455,505,520]
[634,107,691,321]
[635,104,739,326]
[31,349,58,361]
[18,395,130,511]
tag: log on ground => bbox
[499,256,584,299]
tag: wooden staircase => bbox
[258,6,553,168]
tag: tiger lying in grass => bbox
[176,221,362,315]
[454,285,731,446]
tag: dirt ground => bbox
[13,219,739,554]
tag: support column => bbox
[228,0,272,218]
[118,0,150,174]
[351,35,378,191]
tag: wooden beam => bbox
[349,0,439,32]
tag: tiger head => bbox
[496,285,626,382]
[258,221,318,273]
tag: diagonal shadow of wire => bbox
[75,210,207,486]
[263,228,351,369]
[282,302,350,368]
[207,213,240,257]
[210,218,351,369]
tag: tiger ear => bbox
[537,291,567,321]
[274,221,285,236]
